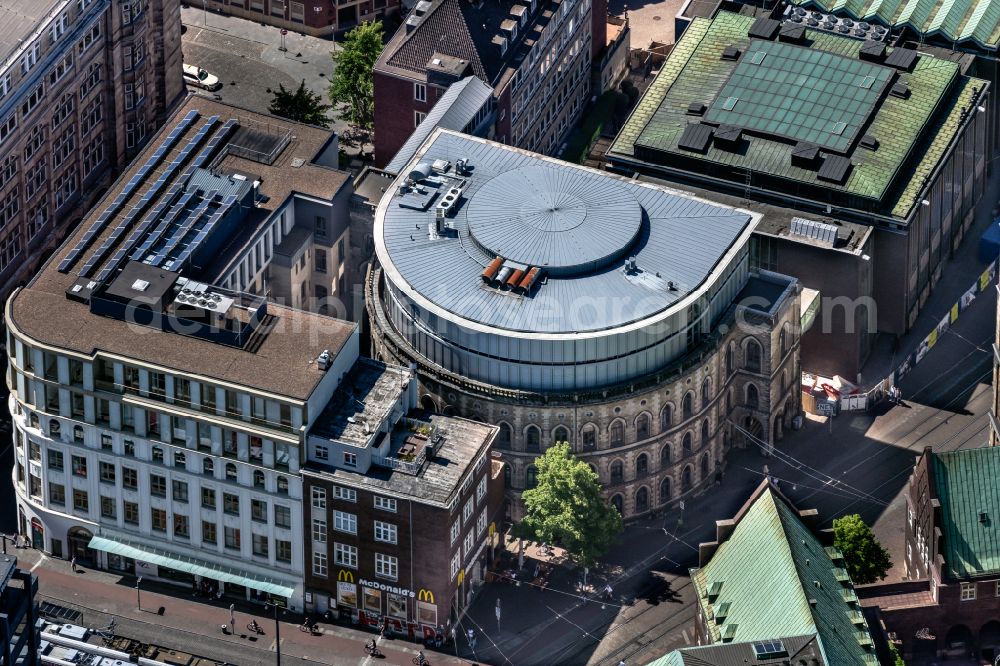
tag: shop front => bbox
[327,570,443,642]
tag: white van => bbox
[182,63,221,91]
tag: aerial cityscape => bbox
[0,0,997,664]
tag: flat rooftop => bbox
[376,130,755,334]
[9,96,355,400]
[310,358,412,447]
[0,0,61,66]
[609,11,987,222]
[305,413,496,507]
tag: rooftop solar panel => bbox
[131,189,199,261]
[704,39,894,153]
[167,195,239,269]
[148,192,220,267]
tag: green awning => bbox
[88,535,295,599]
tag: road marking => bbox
[269,637,283,652]
[30,552,47,572]
[682,628,690,644]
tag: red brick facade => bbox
[373,72,443,168]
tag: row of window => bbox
[311,486,397,512]
[313,550,397,580]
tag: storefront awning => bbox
[87,535,295,599]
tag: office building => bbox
[0,0,185,303]
[7,97,360,612]
[607,11,990,379]
[367,129,802,520]
[0,557,38,666]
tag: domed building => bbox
[367,129,802,520]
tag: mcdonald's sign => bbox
[488,522,497,537]
[338,569,355,583]
[457,568,465,585]
[417,589,435,604]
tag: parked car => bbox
[182,63,221,91]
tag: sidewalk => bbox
[19,549,469,666]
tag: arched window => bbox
[253,469,265,488]
[702,378,712,406]
[726,343,735,376]
[503,465,512,488]
[29,412,39,429]
[49,420,61,438]
[610,460,623,484]
[581,424,597,450]
[701,419,710,445]
[700,453,710,481]
[781,369,788,395]
[745,339,762,373]
[747,384,760,410]
[526,465,538,490]
[610,494,623,516]
[635,487,649,513]
[636,413,650,441]
[682,393,693,420]
[525,425,541,453]
[659,477,671,504]
[609,420,624,447]
[635,453,648,478]
[203,458,214,476]
[779,326,788,356]
[682,465,693,490]
[226,463,238,481]
[660,404,672,430]
[660,443,671,466]
[682,432,692,453]
[277,476,288,494]
[497,422,512,450]
[588,463,598,477]
[553,425,570,445]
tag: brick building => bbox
[0,0,185,303]
[301,359,504,635]
[859,446,1000,663]
[195,0,399,37]
[373,0,598,166]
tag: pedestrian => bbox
[70,556,76,573]
[603,583,613,600]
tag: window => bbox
[314,250,327,273]
[312,486,327,509]
[313,550,328,577]
[477,508,487,536]
[344,452,357,467]
[48,450,63,471]
[151,508,166,532]
[375,553,398,580]
[174,451,186,469]
[525,425,540,452]
[21,83,44,118]
[249,499,266,522]
[224,526,241,550]
[610,460,623,484]
[49,482,65,505]
[224,493,240,515]
[122,467,137,490]
[312,516,327,542]
[253,469,265,488]
[49,54,73,87]
[124,501,139,525]
[745,339,763,373]
[100,495,116,518]
[335,485,358,502]
[315,444,328,461]
[78,23,100,53]
[277,476,288,494]
[172,480,188,502]
[526,465,538,489]
[747,384,760,410]
[101,434,113,451]
[203,458,214,476]
[150,474,166,497]
[277,540,292,563]
[450,551,461,579]
[497,423,512,450]
[463,531,475,559]
[174,514,190,538]
[374,521,397,544]
[414,83,427,102]
[995,580,1000,597]
[414,111,426,127]
[961,582,977,601]
[334,511,357,534]
[335,542,357,568]
[463,499,474,524]
[99,461,115,483]
[202,521,217,544]
[72,455,87,477]
[226,463,238,481]
[201,487,216,509]
[636,453,648,478]
[0,115,17,146]
[252,533,268,557]
[275,505,291,528]
[476,477,487,502]
[450,520,460,545]
[683,393,693,420]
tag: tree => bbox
[832,514,892,584]
[328,21,382,134]
[518,442,623,567]
[269,80,331,128]
[889,641,906,666]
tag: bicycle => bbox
[412,658,429,666]
[95,618,117,645]
[247,621,263,635]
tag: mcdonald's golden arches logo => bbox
[457,568,465,585]
[338,569,355,583]
[417,589,435,604]
[488,522,497,536]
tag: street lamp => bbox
[136,576,143,611]
[264,602,282,666]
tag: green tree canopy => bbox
[518,442,623,567]
[832,514,892,585]
[268,80,331,128]
[328,21,382,133]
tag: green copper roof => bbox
[689,489,877,664]
[933,447,1000,578]
[794,0,1000,48]
[705,40,894,152]
[609,11,987,221]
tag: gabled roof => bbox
[385,77,494,174]
[933,447,1000,578]
[381,0,488,80]
[688,486,877,665]
[792,0,1000,49]
[648,634,826,666]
